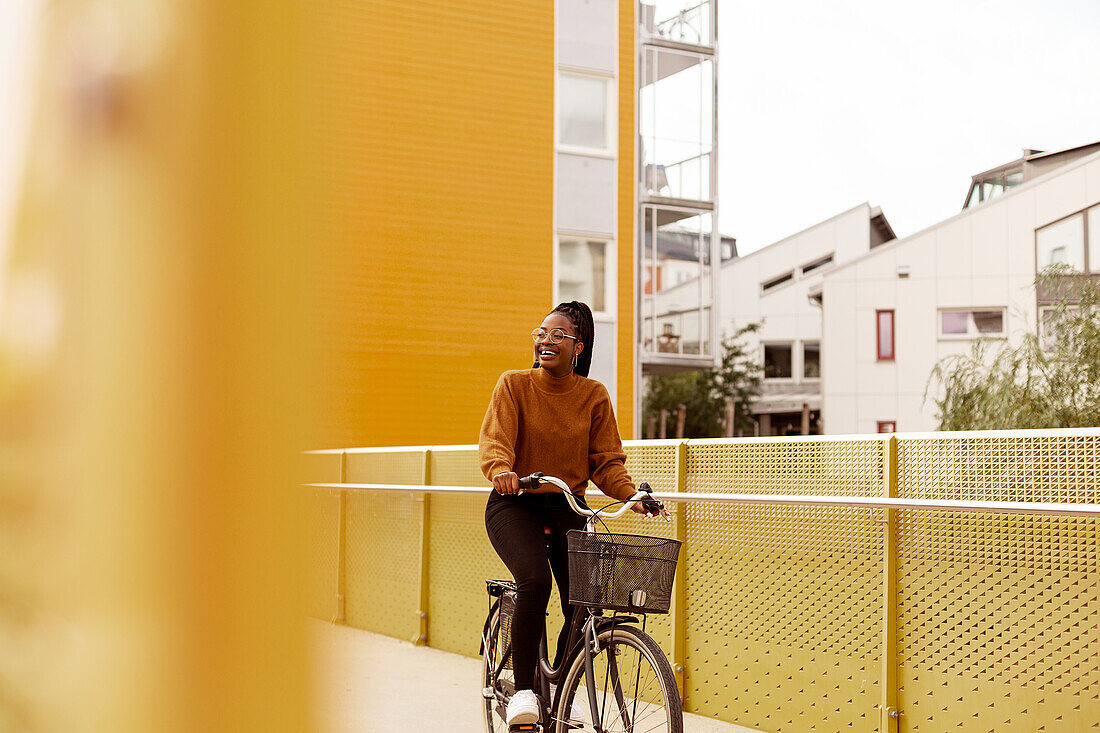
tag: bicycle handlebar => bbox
[516,472,664,521]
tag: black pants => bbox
[485,491,587,691]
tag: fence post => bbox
[335,451,348,624]
[880,436,899,731]
[414,449,432,645]
[670,439,689,708]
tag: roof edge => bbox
[824,148,1100,279]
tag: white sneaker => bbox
[506,689,540,725]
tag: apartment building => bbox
[314,0,699,446]
[720,204,895,434]
[822,145,1100,434]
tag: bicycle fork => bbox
[580,617,634,733]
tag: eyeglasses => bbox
[531,328,580,345]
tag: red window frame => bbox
[876,309,895,361]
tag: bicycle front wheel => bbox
[554,624,682,733]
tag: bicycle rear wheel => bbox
[554,624,682,733]
[482,602,516,733]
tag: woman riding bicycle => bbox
[479,301,657,727]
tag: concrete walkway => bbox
[309,619,761,732]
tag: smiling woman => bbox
[530,307,589,377]
[478,300,654,726]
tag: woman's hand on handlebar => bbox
[630,483,670,519]
[491,471,520,495]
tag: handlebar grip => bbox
[517,472,544,491]
[636,483,665,515]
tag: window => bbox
[557,238,611,314]
[800,254,834,276]
[876,310,894,361]
[761,271,793,293]
[1036,213,1085,272]
[763,343,793,379]
[640,47,714,201]
[939,308,1006,338]
[641,207,715,358]
[964,170,1024,209]
[559,73,609,151]
[1039,305,1079,352]
[802,342,820,379]
[877,421,896,433]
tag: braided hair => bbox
[532,301,596,377]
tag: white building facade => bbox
[821,149,1100,434]
[719,203,894,434]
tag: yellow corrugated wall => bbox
[310,0,559,449]
[616,0,636,438]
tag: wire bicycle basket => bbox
[566,530,681,614]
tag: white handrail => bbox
[304,482,1100,518]
[535,475,650,524]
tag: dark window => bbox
[876,310,894,361]
[939,309,1005,337]
[803,342,820,379]
[761,271,793,293]
[800,254,834,276]
[973,310,1004,334]
[764,343,793,379]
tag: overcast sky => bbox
[720,0,1100,254]
[4,2,1099,261]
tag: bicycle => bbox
[480,473,684,733]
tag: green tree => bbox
[927,267,1100,430]
[643,323,762,438]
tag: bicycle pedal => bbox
[509,724,542,733]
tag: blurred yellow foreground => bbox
[1,2,313,731]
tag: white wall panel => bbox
[935,276,972,305]
[556,153,615,235]
[969,207,1009,276]
[589,318,617,406]
[934,219,972,277]
[1035,164,1087,226]
[1004,189,1037,275]
[896,233,935,278]
[969,276,1010,310]
[1085,158,1100,205]
[822,391,857,435]
[557,0,617,72]
[856,360,898,396]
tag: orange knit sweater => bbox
[478,368,634,500]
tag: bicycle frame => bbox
[485,476,660,731]
[484,591,641,732]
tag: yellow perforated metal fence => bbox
[305,431,1100,733]
[894,432,1100,732]
[683,438,886,732]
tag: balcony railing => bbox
[641,0,714,48]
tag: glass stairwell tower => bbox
[637,1,720,416]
